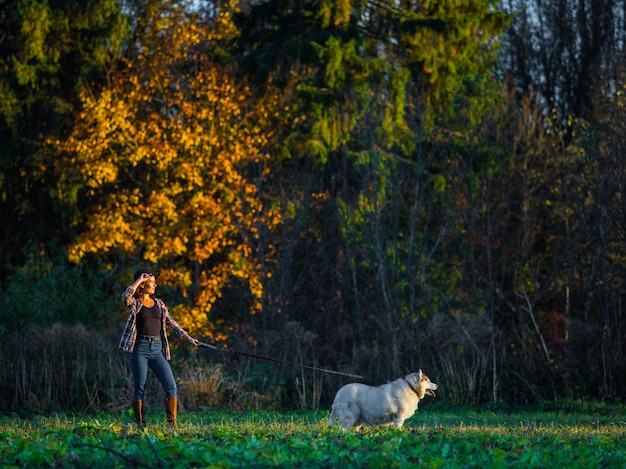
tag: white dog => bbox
[328,370,438,430]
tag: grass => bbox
[1,403,626,468]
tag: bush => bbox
[0,323,284,414]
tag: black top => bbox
[137,302,161,336]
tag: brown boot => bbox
[165,397,177,426]
[132,400,145,426]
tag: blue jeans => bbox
[130,338,177,400]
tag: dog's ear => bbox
[406,372,420,385]
[418,369,423,379]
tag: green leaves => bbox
[2,407,626,468]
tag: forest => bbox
[1,0,626,413]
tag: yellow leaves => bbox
[333,0,352,26]
[68,198,136,262]
[433,173,447,194]
[57,0,282,337]
[145,191,179,222]
[161,237,187,256]
[171,304,208,338]
[82,160,119,188]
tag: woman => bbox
[120,271,199,426]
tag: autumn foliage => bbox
[56,0,280,337]
[2,0,626,411]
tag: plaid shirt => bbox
[119,286,191,360]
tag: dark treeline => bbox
[1,0,626,413]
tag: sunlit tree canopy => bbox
[55,0,281,337]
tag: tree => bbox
[56,0,281,337]
[500,0,621,121]
[230,0,507,379]
[0,0,128,267]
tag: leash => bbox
[197,341,366,381]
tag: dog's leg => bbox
[392,415,405,428]
[339,403,360,429]
[328,409,337,427]
[340,413,359,429]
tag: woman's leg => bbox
[130,340,151,401]
[148,345,177,398]
[148,345,179,425]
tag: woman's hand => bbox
[132,272,149,285]
[131,272,153,290]
[186,335,200,347]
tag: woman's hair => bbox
[134,281,148,298]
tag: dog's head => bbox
[405,369,438,399]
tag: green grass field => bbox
[2,402,625,468]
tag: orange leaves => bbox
[57,1,281,337]
[67,196,136,263]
